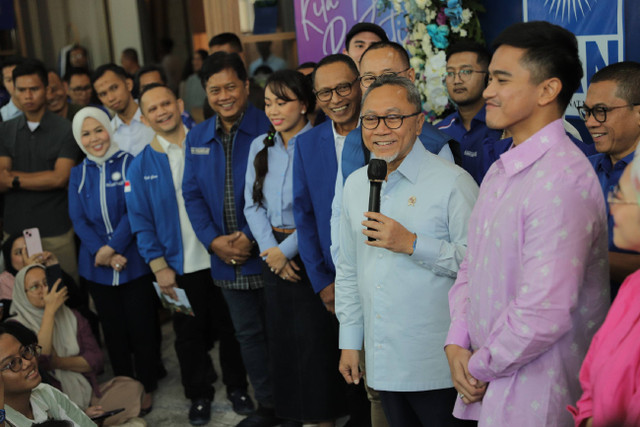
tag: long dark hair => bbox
[252,70,315,206]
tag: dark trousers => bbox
[379,388,477,427]
[221,287,273,407]
[87,275,159,392]
[173,269,248,400]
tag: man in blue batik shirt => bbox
[581,61,640,300]
[336,75,478,427]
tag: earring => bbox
[301,110,306,115]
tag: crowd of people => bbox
[0,17,635,427]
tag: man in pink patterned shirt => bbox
[445,21,611,426]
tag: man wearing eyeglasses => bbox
[335,75,478,427]
[437,41,502,184]
[581,61,640,300]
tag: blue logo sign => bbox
[523,0,624,115]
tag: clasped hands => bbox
[94,245,127,272]
[261,246,301,283]
[445,344,488,405]
[210,231,254,266]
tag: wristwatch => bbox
[11,175,20,190]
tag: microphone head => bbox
[368,159,387,181]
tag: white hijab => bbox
[10,265,92,410]
[72,107,120,165]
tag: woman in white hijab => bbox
[10,264,146,426]
[67,107,158,415]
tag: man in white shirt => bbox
[92,64,154,156]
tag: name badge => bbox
[191,147,210,155]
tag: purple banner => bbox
[294,0,405,64]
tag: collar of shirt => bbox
[498,119,565,177]
[450,104,488,129]
[389,139,425,185]
[215,112,245,137]
[16,109,54,132]
[277,121,313,151]
[155,126,189,153]
[112,105,143,131]
[593,150,635,174]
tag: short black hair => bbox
[360,41,410,68]
[91,63,128,84]
[590,61,640,105]
[12,59,48,87]
[139,82,176,112]
[297,62,317,71]
[136,64,168,89]
[312,54,358,88]
[200,51,247,88]
[446,40,491,69]
[345,23,389,51]
[0,321,38,346]
[195,49,208,61]
[63,67,91,83]
[121,47,139,63]
[208,32,243,52]
[2,55,24,72]
[492,21,582,111]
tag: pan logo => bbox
[523,0,624,116]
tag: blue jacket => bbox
[68,151,149,285]
[293,120,336,293]
[125,138,186,275]
[341,122,458,183]
[182,104,271,280]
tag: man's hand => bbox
[85,405,105,419]
[361,212,416,254]
[210,232,252,265]
[260,246,288,274]
[94,245,115,267]
[339,349,363,385]
[444,344,487,404]
[155,267,178,301]
[0,168,12,192]
[319,282,335,314]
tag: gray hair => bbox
[362,75,422,112]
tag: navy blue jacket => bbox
[293,120,337,293]
[68,151,149,285]
[183,104,271,281]
[125,139,186,275]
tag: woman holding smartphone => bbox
[244,70,346,426]
[67,107,157,414]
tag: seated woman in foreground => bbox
[9,264,145,426]
[569,156,640,427]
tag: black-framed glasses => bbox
[444,69,487,82]
[361,111,421,130]
[0,344,42,373]
[607,184,638,206]
[577,103,640,123]
[314,78,358,102]
[360,68,411,88]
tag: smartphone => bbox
[23,228,43,257]
[90,407,125,421]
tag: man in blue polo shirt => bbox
[437,41,501,184]
[182,52,277,427]
[581,61,640,299]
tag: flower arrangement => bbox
[377,0,485,122]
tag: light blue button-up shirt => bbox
[335,141,478,392]
[111,106,155,156]
[0,98,21,121]
[244,122,312,259]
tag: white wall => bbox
[107,0,144,65]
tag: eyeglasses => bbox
[577,103,640,123]
[0,344,42,373]
[361,111,421,130]
[314,78,358,102]
[70,85,92,93]
[607,184,638,206]
[444,69,487,82]
[360,68,411,89]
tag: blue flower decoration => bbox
[445,0,464,28]
[427,24,450,50]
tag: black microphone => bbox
[367,159,387,241]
